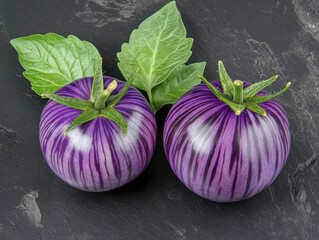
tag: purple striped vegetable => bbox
[163,61,291,202]
[40,76,156,191]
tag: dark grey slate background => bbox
[0,0,318,239]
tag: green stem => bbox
[147,90,155,113]
[94,80,118,110]
[233,80,243,104]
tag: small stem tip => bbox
[94,80,118,110]
[105,80,118,94]
[233,80,243,104]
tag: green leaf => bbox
[152,62,206,112]
[90,57,104,102]
[243,75,278,100]
[218,61,234,98]
[117,1,193,98]
[10,33,101,95]
[246,103,267,116]
[246,82,291,104]
[43,93,93,110]
[100,108,128,135]
[65,108,99,134]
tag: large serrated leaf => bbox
[11,33,101,95]
[152,62,206,113]
[117,1,193,92]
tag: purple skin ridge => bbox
[39,76,157,192]
[163,81,291,202]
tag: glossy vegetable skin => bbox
[39,76,157,192]
[163,81,291,202]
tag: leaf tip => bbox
[64,125,75,135]
[9,38,17,47]
[287,82,292,87]
[201,61,207,68]
[168,1,177,7]
[122,127,128,136]
[235,110,242,116]
[218,61,226,71]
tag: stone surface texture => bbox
[0,0,318,239]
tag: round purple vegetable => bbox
[163,61,291,202]
[39,62,156,192]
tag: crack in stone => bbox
[74,0,163,28]
[165,221,187,240]
[292,0,319,43]
[295,154,319,173]
[74,0,137,28]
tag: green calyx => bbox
[42,58,134,135]
[199,61,291,116]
